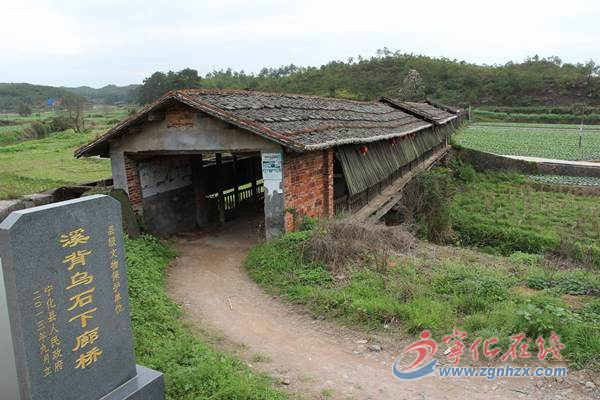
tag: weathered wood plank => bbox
[351,146,450,223]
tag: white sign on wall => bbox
[261,152,283,181]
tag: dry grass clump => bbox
[303,220,416,274]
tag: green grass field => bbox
[0,107,130,200]
[0,130,111,199]
[0,108,127,145]
[454,123,600,161]
[450,171,600,263]
[245,169,600,370]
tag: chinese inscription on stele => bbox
[0,195,164,400]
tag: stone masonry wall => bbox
[283,149,333,232]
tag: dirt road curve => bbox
[166,218,594,400]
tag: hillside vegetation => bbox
[136,53,600,107]
[5,53,599,111]
[65,84,138,105]
[0,83,137,112]
[0,83,84,112]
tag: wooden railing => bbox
[208,183,264,212]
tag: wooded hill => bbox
[0,83,137,112]
[64,84,138,105]
[4,52,599,111]
[0,83,82,112]
[137,53,600,107]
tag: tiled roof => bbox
[75,90,456,157]
[381,98,457,125]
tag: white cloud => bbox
[0,3,82,56]
[2,0,600,86]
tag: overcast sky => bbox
[2,0,600,88]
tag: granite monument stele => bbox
[0,195,164,400]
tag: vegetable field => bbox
[529,175,600,186]
[455,123,600,161]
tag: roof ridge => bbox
[286,120,431,136]
[177,88,379,105]
[228,105,399,115]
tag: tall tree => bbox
[16,102,32,117]
[395,69,425,101]
[62,93,86,133]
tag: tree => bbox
[17,102,32,117]
[584,60,600,98]
[61,93,86,133]
[136,69,202,104]
[395,69,425,101]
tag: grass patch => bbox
[0,130,111,199]
[0,172,70,200]
[0,108,128,199]
[245,223,600,370]
[126,235,288,400]
[450,171,600,266]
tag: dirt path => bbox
[166,218,595,400]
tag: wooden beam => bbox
[216,153,225,225]
[233,155,240,213]
[191,154,208,228]
[251,160,258,205]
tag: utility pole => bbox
[579,121,584,160]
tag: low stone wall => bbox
[454,147,600,178]
[0,194,55,222]
[0,179,112,222]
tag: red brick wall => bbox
[283,148,334,232]
[124,155,142,212]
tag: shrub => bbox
[49,115,73,132]
[303,220,416,273]
[17,102,32,117]
[514,295,579,338]
[23,121,49,139]
[401,169,456,243]
[450,157,476,183]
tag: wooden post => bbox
[233,154,240,214]
[191,154,208,228]
[251,158,258,205]
[216,153,225,225]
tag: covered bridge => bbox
[75,89,462,238]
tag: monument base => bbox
[100,365,165,400]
